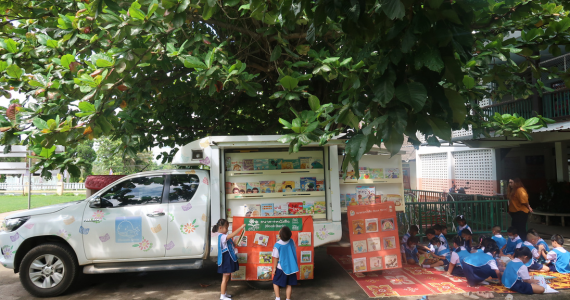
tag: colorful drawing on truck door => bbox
[115,216,142,243]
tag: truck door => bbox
[82,175,169,260]
[165,171,210,257]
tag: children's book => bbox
[352,219,365,235]
[235,227,246,246]
[298,232,312,246]
[356,186,375,205]
[299,157,312,169]
[370,257,383,270]
[370,168,384,179]
[359,167,370,180]
[288,202,303,215]
[300,177,317,191]
[260,203,274,216]
[311,158,323,169]
[225,157,232,171]
[302,201,314,215]
[314,201,326,214]
[300,265,314,279]
[340,194,346,208]
[385,254,399,268]
[246,182,261,194]
[281,159,299,169]
[374,194,382,204]
[381,218,395,231]
[385,194,402,207]
[346,170,356,180]
[231,268,246,280]
[268,158,282,170]
[257,266,272,280]
[243,159,254,171]
[231,160,243,171]
[254,233,269,247]
[384,168,400,179]
[367,237,381,251]
[382,237,396,250]
[237,236,247,247]
[365,218,379,233]
[301,251,312,263]
[232,183,246,194]
[275,234,281,242]
[237,253,248,264]
[259,181,276,193]
[225,182,233,193]
[353,257,367,273]
[353,240,367,254]
[316,179,324,191]
[227,208,232,218]
[244,204,261,217]
[348,193,358,206]
[274,204,287,216]
[259,251,273,263]
[254,159,269,170]
[281,181,296,192]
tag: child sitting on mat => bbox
[422,237,450,268]
[502,247,545,294]
[527,228,549,264]
[491,225,507,253]
[433,224,449,249]
[461,230,474,253]
[401,225,419,245]
[462,244,501,286]
[503,227,523,256]
[401,236,420,265]
[545,234,570,274]
[522,232,550,272]
[417,228,437,254]
[444,236,470,277]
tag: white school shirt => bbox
[511,258,531,280]
[220,234,228,250]
[485,252,499,270]
[458,224,472,234]
[439,234,448,247]
[547,246,568,261]
[272,240,290,270]
[450,247,467,265]
[401,232,410,244]
[523,241,540,259]
[509,236,523,249]
[401,243,416,254]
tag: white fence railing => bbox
[0,183,85,191]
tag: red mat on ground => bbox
[332,255,570,298]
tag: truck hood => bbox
[4,200,85,219]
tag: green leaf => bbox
[308,95,320,112]
[184,56,207,69]
[96,59,114,67]
[557,18,570,33]
[427,117,451,141]
[6,64,22,79]
[441,10,462,24]
[177,0,190,13]
[33,118,49,130]
[280,76,299,91]
[46,40,58,48]
[395,82,427,112]
[129,1,146,20]
[340,57,352,67]
[322,57,340,64]
[382,0,405,20]
[61,54,75,69]
[202,4,218,20]
[463,76,475,89]
[414,47,444,72]
[78,101,96,112]
[372,73,396,106]
[279,118,293,129]
[427,0,444,8]
[104,0,122,12]
[444,88,466,125]
[172,13,185,28]
[270,45,282,62]
[5,39,18,53]
[0,61,7,72]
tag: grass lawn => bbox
[0,195,86,213]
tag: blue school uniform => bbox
[217,234,239,274]
[521,241,543,270]
[435,245,450,265]
[462,252,498,286]
[502,259,534,294]
[504,236,523,255]
[402,232,411,244]
[536,239,549,264]
[403,244,419,263]
[272,240,299,287]
[444,247,470,277]
[551,248,570,274]
[439,233,448,248]
[492,234,507,251]
[458,224,472,235]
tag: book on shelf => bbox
[340,194,346,208]
[231,183,247,194]
[316,179,324,191]
[370,168,384,179]
[274,204,287,216]
[260,203,274,216]
[300,177,317,191]
[299,157,312,169]
[310,158,323,169]
[268,158,282,170]
[314,201,326,214]
[385,194,402,206]
[384,168,400,179]
[288,202,303,215]
[253,159,269,170]
[281,159,300,169]
[225,157,232,171]
[243,159,254,171]
[359,167,370,180]
[259,181,276,193]
[356,186,375,205]
[225,182,233,192]
[280,181,296,192]
[244,204,261,217]
[302,201,314,215]
[231,160,243,171]
[346,170,357,180]
[347,193,358,206]
[246,182,261,194]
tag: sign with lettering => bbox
[244,217,303,231]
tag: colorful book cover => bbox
[227,208,232,218]
[352,219,365,235]
[370,257,383,270]
[288,202,303,215]
[244,204,261,217]
[231,160,243,171]
[300,177,317,191]
[298,232,312,246]
[281,159,300,169]
[346,170,356,180]
[257,266,272,280]
[274,204,287,216]
[243,159,254,171]
[340,194,346,208]
[302,201,314,215]
[314,201,326,214]
[375,194,382,204]
[232,183,247,194]
[260,203,274,216]
[231,268,246,280]
[301,250,312,263]
[259,252,273,264]
[299,157,312,169]
[367,237,381,251]
[237,253,248,264]
[254,233,269,247]
[225,157,232,171]
[246,182,261,194]
[348,193,358,206]
[370,168,384,179]
[268,158,282,170]
[300,264,314,279]
[237,236,247,247]
[385,254,399,268]
[225,182,233,193]
[281,181,295,192]
[381,218,395,231]
[353,240,368,254]
[356,186,375,205]
[386,194,403,206]
[384,168,400,179]
[366,218,379,233]
[311,158,323,169]
[316,179,324,191]
[259,181,275,193]
[359,167,370,180]
[353,257,367,273]
[383,237,396,250]
[254,159,269,170]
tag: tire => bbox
[19,243,78,297]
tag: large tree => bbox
[0,0,565,176]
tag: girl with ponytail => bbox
[213,219,246,300]
[462,243,501,287]
[444,236,469,277]
[501,247,545,294]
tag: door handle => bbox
[147,212,166,217]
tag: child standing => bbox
[462,244,502,286]
[455,215,472,235]
[213,219,246,300]
[502,247,545,294]
[545,234,570,274]
[444,236,470,277]
[491,225,507,251]
[422,237,450,268]
[401,236,420,264]
[503,227,523,256]
[272,226,298,300]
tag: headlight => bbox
[3,217,30,232]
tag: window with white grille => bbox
[419,152,449,192]
[452,149,495,196]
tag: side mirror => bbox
[89,197,101,208]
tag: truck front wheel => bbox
[19,243,78,297]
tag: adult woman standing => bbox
[508,178,533,241]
